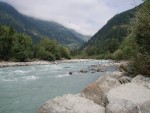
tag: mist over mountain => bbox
[0,1,89,47]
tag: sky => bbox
[0,0,143,35]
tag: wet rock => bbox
[90,64,98,67]
[69,72,73,75]
[119,64,128,72]
[80,70,88,73]
[91,71,95,73]
[96,68,102,72]
[89,67,106,73]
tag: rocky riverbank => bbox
[0,59,93,68]
[38,61,150,113]
[0,60,52,68]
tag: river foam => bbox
[56,73,70,78]
[0,75,39,82]
[0,59,119,113]
[22,75,39,81]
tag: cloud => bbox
[0,0,143,35]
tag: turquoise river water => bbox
[0,60,117,113]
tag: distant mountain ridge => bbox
[0,1,89,47]
[82,5,140,55]
[69,29,91,42]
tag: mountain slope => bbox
[69,29,91,42]
[82,5,140,55]
[0,1,86,46]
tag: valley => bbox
[0,0,150,113]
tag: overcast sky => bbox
[0,0,143,35]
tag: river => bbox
[0,60,118,113]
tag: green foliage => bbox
[104,38,120,53]
[81,5,138,57]
[132,0,150,55]
[130,0,150,76]
[11,34,33,61]
[122,46,135,59]
[59,46,71,59]
[121,37,138,59]
[130,54,150,76]
[81,38,120,59]
[86,46,98,56]
[0,25,33,61]
[0,25,71,61]
[36,47,46,60]
[44,51,55,61]
[34,37,71,61]
[0,1,85,47]
[113,49,124,60]
[0,25,15,59]
[35,38,57,61]
[104,52,113,59]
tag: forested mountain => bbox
[0,1,87,47]
[82,5,140,55]
[0,25,71,61]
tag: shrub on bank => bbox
[113,49,124,61]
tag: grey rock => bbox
[38,94,105,113]
[106,83,150,113]
[81,74,121,104]
[132,75,150,89]
[69,72,73,75]
[80,82,103,104]
[106,99,138,113]
[96,74,121,93]
[79,70,88,73]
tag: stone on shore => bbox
[106,99,138,113]
[38,94,105,113]
[96,73,121,93]
[105,83,150,113]
[132,75,150,89]
[80,82,103,104]
[37,61,150,113]
[80,70,88,73]
[81,73,121,104]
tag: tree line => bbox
[0,25,70,62]
[74,0,150,76]
[124,0,150,76]
[109,0,150,76]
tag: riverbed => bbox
[0,60,118,113]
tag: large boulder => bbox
[38,94,105,113]
[106,99,138,113]
[105,83,150,113]
[80,82,103,104]
[96,73,121,93]
[132,75,150,89]
[81,73,121,104]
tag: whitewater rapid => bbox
[0,60,117,113]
